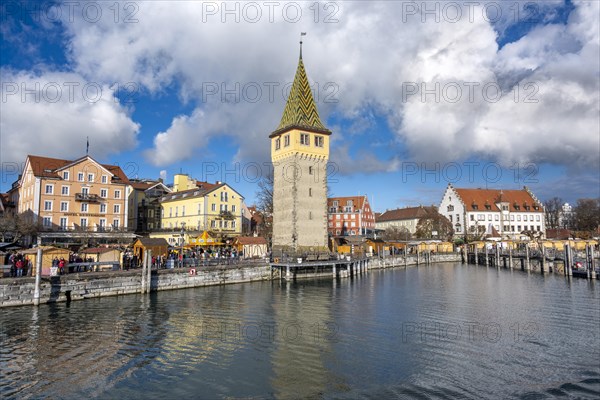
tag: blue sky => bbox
[1,0,598,211]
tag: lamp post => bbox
[180,222,186,268]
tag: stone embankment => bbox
[0,253,461,307]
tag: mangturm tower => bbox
[270,39,331,253]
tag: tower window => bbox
[309,188,312,197]
[275,138,281,150]
[309,166,313,175]
[314,136,324,147]
[284,135,290,147]
[300,133,310,145]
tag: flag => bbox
[301,32,306,36]
[86,137,89,155]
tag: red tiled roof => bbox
[546,229,571,240]
[328,196,368,212]
[25,155,130,184]
[130,181,155,190]
[453,188,542,212]
[377,206,434,222]
[196,181,219,190]
[235,236,267,245]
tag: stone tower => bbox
[270,41,331,253]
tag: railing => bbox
[75,193,102,202]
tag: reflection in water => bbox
[271,279,339,399]
[1,263,599,399]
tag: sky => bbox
[1,0,598,212]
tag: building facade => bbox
[158,179,244,243]
[127,179,171,233]
[327,196,375,236]
[9,155,133,244]
[375,206,435,235]
[270,43,331,252]
[438,184,546,239]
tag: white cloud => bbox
[0,70,139,165]
[48,0,600,172]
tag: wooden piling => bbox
[141,249,148,294]
[146,249,152,293]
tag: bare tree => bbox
[255,170,274,243]
[0,212,40,243]
[415,208,454,240]
[382,226,411,241]
[544,197,563,229]
[573,198,600,233]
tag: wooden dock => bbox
[271,257,370,281]
[464,243,598,279]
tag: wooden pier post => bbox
[146,249,152,293]
[525,245,530,271]
[495,245,500,268]
[416,248,420,266]
[141,249,148,294]
[332,264,337,278]
[33,236,42,306]
[588,245,596,280]
[286,265,291,280]
[540,246,545,274]
[475,246,479,266]
[484,245,488,267]
[509,246,513,269]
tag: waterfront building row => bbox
[3,155,248,245]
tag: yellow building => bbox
[9,155,135,245]
[158,175,244,245]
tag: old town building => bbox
[438,184,546,239]
[375,206,435,236]
[152,174,244,246]
[9,154,134,245]
[327,196,375,236]
[127,179,171,233]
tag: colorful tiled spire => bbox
[274,40,329,133]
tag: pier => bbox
[464,242,598,279]
[271,256,370,281]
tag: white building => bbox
[439,184,545,239]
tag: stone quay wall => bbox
[0,265,274,308]
[0,253,462,308]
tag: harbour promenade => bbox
[0,253,462,308]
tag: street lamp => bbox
[180,222,186,268]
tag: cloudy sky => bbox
[1,0,598,210]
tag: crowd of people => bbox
[122,247,242,269]
[4,252,32,277]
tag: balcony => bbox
[75,193,101,202]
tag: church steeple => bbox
[271,40,330,136]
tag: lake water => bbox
[1,262,599,399]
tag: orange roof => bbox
[195,181,219,190]
[235,236,267,245]
[328,196,369,212]
[25,155,130,184]
[377,206,434,222]
[453,188,542,212]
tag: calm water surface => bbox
[1,263,599,399]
